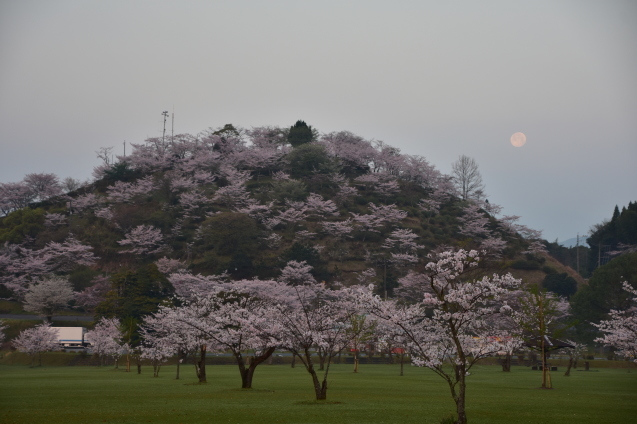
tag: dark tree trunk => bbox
[291,353,296,368]
[318,348,327,371]
[176,349,185,380]
[299,348,331,400]
[399,353,405,376]
[195,344,207,383]
[541,347,551,388]
[235,347,276,389]
[455,379,467,424]
[564,357,574,376]
[448,366,467,424]
[501,353,511,372]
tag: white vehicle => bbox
[51,327,89,348]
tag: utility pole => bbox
[576,233,580,275]
[123,141,126,157]
[162,111,169,144]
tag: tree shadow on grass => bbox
[294,401,343,405]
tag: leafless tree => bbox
[451,155,485,201]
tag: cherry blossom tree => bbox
[44,235,98,270]
[356,249,520,424]
[563,340,586,376]
[304,193,339,217]
[371,229,424,299]
[172,282,279,388]
[382,229,424,261]
[167,272,229,300]
[0,181,33,215]
[106,176,157,204]
[253,267,367,400]
[370,140,406,175]
[401,154,442,186]
[321,219,354,240]
[118,225,165,255]
[1,235,96,298]
[458,202,490,238]
[140,307,204,380]
[212,184,251,209]
[375,319,410,376]
[279,260,315,286]
[94,207,115,224]
[13,323,60,367]
[75,275,111,310]
[498,215,548,255]
[351,203,407,240]
[367,203,408,226]
[277,204,308,230]
[178,190,209,218]
[23,173,62,202]
[70,193,101,214]
[154,257,186,275]
[594,282,637,363]
[144,304,211,383]
[85,318,123,366]
[492,335,524,372]
[139,334,174,377]
[44,213,67,228]
[23,276,75,323]
[321,218,354,262]
[320,131,376,170]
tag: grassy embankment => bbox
[0,362,635,424]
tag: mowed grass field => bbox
[0,362,636,424]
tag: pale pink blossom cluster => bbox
[594,282,637,363]
[85,318,123,365]
[12,323,60,366]
[352,249,520,423]
[117,225,165,255]
[106,176,157,203]
[75,275,111,310]
[0,235,97,297]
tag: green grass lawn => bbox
[0,363,635,424]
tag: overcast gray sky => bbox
[1,0,635,243]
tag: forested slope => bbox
[0,123,561,318]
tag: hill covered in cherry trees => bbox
[0,122,555,316]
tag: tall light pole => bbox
[162,111,169,144]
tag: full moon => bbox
[510,132,527,147]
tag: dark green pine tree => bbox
[287,120,314,147]
[612,205,620,222]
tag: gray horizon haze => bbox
[1,0,635,242]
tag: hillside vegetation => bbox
[0,122,577,318]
